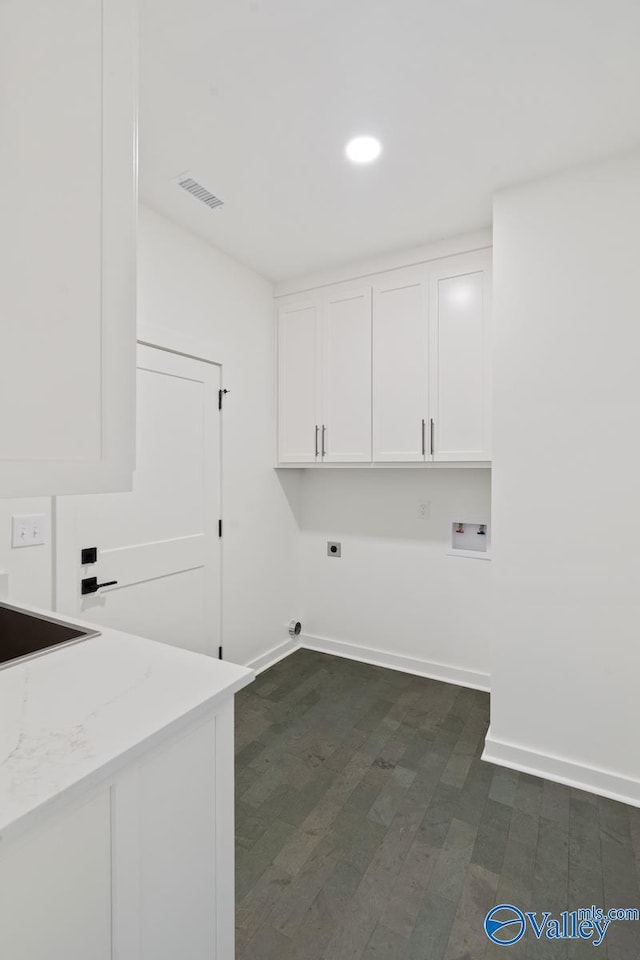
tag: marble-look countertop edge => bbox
[0,601,254,846]
[0,672,250,849]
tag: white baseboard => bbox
[245,637,300,675]
[300,633,490,692]
[482,731,640,808]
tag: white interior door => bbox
[55,345,221,658]
[322,287,372,462]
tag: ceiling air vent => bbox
[174,172,224,211]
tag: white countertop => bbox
[0,605,253,842]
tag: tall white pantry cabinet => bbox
[276,247,492,465]
[0,0,137,497]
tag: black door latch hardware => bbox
[81,577,118,596]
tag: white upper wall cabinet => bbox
[321,288,372,462]
[373,268,429,462]
[275,245,491,466]
[277,287,372,463]
[429,251,492,461]
[277,299,322,462]
[0,0,137,497]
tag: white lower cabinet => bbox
[0,705,234,960]
[135,718,220,960]
[0,792,112,960]
[276,247,492,465]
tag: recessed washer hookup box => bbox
[448,519,491,560]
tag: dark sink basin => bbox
[0,601,100,669]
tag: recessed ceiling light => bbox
[345,136,382,164]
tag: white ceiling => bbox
[139,0,640,281]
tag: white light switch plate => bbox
[12,514,47,548]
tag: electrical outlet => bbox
[327,541,341,557]
[12,514,47,548]
[417,502,431,520]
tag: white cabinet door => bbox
[137,718,218,960]
[0,0,136,497]
[429,251,492,461]
[373,268,429,461]
[322,288,372,462]
[277,299,322,462]
[112,708,235,960]
[0,792,112,960]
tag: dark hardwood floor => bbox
[235,650,640,959]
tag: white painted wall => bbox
[138,206,301,667]
[297,468,492,688]
[486,152,640,805]
[0,208,298,667]
[0,499,52,607]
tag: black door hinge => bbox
[218,646,223,660]
[218,388,229,410]
[218,519,222,538]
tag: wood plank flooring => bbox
[235,650,640,959]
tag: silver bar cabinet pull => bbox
[421,419,426,457]
[321,425,326,458]
[430,418,435,456]
[315,424,319,457]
